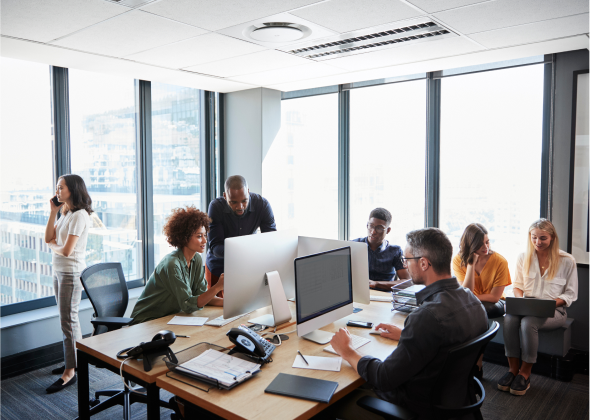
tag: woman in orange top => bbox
[453,223,512,319]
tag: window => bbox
[0,58,53,305]
[349,81,427,246]
[439,65,545,277]
[151,82,201,263]
[263,94,339,239]
[69,70,142,281]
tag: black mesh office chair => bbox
[79,262,171,419]
[357,321,500,420]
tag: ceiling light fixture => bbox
[245,22,311,43]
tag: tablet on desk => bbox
[505,297,556,318]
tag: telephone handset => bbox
[117,329,178,371]
[226,325,274,363]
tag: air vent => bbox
[287,21,454,60]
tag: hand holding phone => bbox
[346,320,373,329]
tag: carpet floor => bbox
[1,361,588,419]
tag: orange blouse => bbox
[452,252,512,299]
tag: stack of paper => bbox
[176,349,261,387]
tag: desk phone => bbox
[227,324,275,363]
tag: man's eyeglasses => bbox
[400,256,423,267]
[367,223,387,233]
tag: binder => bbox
[264,373,338,403]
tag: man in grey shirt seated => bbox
[327,227,488,419]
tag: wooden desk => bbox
[76,305,263,420]
[156,293,407,420]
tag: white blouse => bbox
[513,250,578,307]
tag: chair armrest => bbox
[91,317,133,329]
[357,396,417,420]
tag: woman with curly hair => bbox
[130,206,223,325]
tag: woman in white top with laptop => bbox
[44,174,93,394]
[498,219,577,396]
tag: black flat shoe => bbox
[46,375,77,394]
[510,374,530,396]
[497,371,515,392]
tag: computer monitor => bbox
[295,246,353,344]
[297,236,370,304]
[224,229,298,326]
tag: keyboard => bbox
[323,333,371,355]
[370,295,392,302]
[205,312,250,327]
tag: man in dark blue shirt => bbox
[205,175,277,293]
[352,208,410,290]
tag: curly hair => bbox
[163,206,211,249]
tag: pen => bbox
[297,350,309,365]
[177,335,190,338]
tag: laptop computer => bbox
[505,297,556,318]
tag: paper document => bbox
[205,312,251,327]
[176,349,261,387]
[292,355,342,372]
[370,295,392,302]
[167,316,208,326]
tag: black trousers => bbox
[482,300,506,319]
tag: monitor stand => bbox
[301,330,334,345]
[248,271,292,327]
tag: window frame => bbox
[272,54,553,239]
[1,71,218,317]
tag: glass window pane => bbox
[0,58,53,305]
[69,70,142,281]
[440,65,544,278]
[349,81,427,247]
[151,82,201,263]
[263,94,339,239]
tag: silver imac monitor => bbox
[224,229,298,326]
[297,236,370,304]
[295,246,353,344]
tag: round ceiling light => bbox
[245,22,311,43]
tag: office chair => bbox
[357,321,500,420]
[78,262,171,419]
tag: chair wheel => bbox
[89,398,100,407]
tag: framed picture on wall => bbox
[568,69,589,266]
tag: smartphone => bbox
[51,196,63,207]
[347,320,373,329]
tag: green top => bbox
[130,249,208,325]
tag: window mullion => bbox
[338,86,350,240]
[425,73,441,228]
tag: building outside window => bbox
[439,64,545,278]
[263,94,339,239]
[349,80,427,247]
[151,82,201,263]
[0,58,54,305]
[69,70,142,281]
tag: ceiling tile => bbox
[323,36,483,71]
[468,14,589,49]
[51,10,207,57]
[183,50,312,77]
[140,0,323,31]
[1,0,130,43]
[290,0,425,33]
[127,33,266,69]
[405,0,491,14]
[434,0,589,35]
[228,62,346,86]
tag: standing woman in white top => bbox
[44,174,93,394]
[497,219,577,396]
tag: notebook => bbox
[264,373,338,403]
[505,297,556,318]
